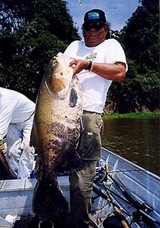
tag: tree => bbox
[0,0,80,100]
[122,0,159,73]
[107,0,159,113]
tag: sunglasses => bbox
[83,22,105,31]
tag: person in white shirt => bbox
[0,87,35,179]
[64,9,127,228]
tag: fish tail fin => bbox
[32,175,69,221]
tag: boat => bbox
[0,147,159,228]
[92,148,160,227]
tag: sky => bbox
[66,0,141,37]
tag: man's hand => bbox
[0,139,6,154]
[0,139,11,175]
[69,59,89,75]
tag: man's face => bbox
[83,23,108,47]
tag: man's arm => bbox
[69,59,126,82]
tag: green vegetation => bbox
[103,112,160,119]
[107,0,159,113]
[0,0,159,112]
[0,0,80,100]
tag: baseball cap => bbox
[83,9,106,25]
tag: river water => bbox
[101,118,160,176]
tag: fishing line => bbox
[103,168,148,174]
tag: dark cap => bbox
[83,9,106,25]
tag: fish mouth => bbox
[53,52,70,70]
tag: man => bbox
[64,9,127,228]
[0,87,35,179]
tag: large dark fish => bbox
[31,52,83,222]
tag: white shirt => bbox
[64,39,127,113]
[0,87,35,139]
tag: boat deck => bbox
[0,177,69,228]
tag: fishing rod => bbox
[108,172,152,211]
[93,183,134,227]
[95,166,154,211]
[93,167,160,227]
[93,182,131,216]
[110,170,160,226]
[93,181,160,227]
[93,181,134,208]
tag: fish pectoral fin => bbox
[56,150,83,175]
[69,87,78,107]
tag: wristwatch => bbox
[85,61,93,71]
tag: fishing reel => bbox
[94,160,108,185]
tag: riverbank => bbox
[103,112,160,119]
